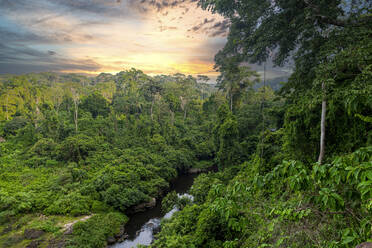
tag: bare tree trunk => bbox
[318,82,326,164]
[74,102,78,133]
[150,99,154,121]
[71,88,79,133]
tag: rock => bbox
[63,226,73,235]
[117,234,129,243]
[26,240,43,248]
[188,168,203,174]
[47,239,66,248]
[114,227,125,239]
[38,214,47,220]
[24,229,45,239]
[107,236,116,245]
[148,197,156,208]
[356,243,372,248]
[132,198,156,213]
[62,215,93,235]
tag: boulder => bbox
[24,229,45,239]
[114,227,125,239]
[356,243,372,248]
[107,236,116,245]
[63,226,73,235]
[132,198,156,213]
[117,234,129,243]
[26,240,43,248]
[188,168,203,174]
[47,239,66,248]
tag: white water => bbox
[111,194,194,248]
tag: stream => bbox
[110,173,198,248]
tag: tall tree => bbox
[216,61,259,112]
[71,88,80,133]
[199,0,371,162]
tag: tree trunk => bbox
[71,88,79,133]
[150,99,154,121]
[318,82,326,164]
[184,107,187,121]
[230,91,233,112]
[74,103,78,133]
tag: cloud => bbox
[0,0,226,76]
[208,20,229,37]
[0,60,102,74]
[0,40,101,74]
[129,0,197,13]
[159,25,178,32]
[188,18,229,37]
[188,18,215,32]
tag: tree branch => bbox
[303,0,371,27]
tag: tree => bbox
[197,75,211,100]
[216,61,259,112]
[141,79,163,120]
[199,0,372,162]
[80,92,110,118]
[71,88,80,133]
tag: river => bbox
[110,173,198,248]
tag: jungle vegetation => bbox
[149,0,372,247]
[0,0,371,247]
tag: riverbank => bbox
[0,165,214,248]
[109,172,199,247]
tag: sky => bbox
[0,0,290,81]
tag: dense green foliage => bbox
[149,1,371,248]
[0,70,217,247]
[0,1,371,247]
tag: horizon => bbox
[0,0,291,82]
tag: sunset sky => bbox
[0,0,290,81]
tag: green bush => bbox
[68,212,128,248]
[57,134,97,162]
[45,192,92,216]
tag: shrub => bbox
[68,212,128,248]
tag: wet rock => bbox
[132,198,156,213]
[356,243,372,248]
[117,234,129,243]
[107,236,116,245]
[24,229,45,239]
